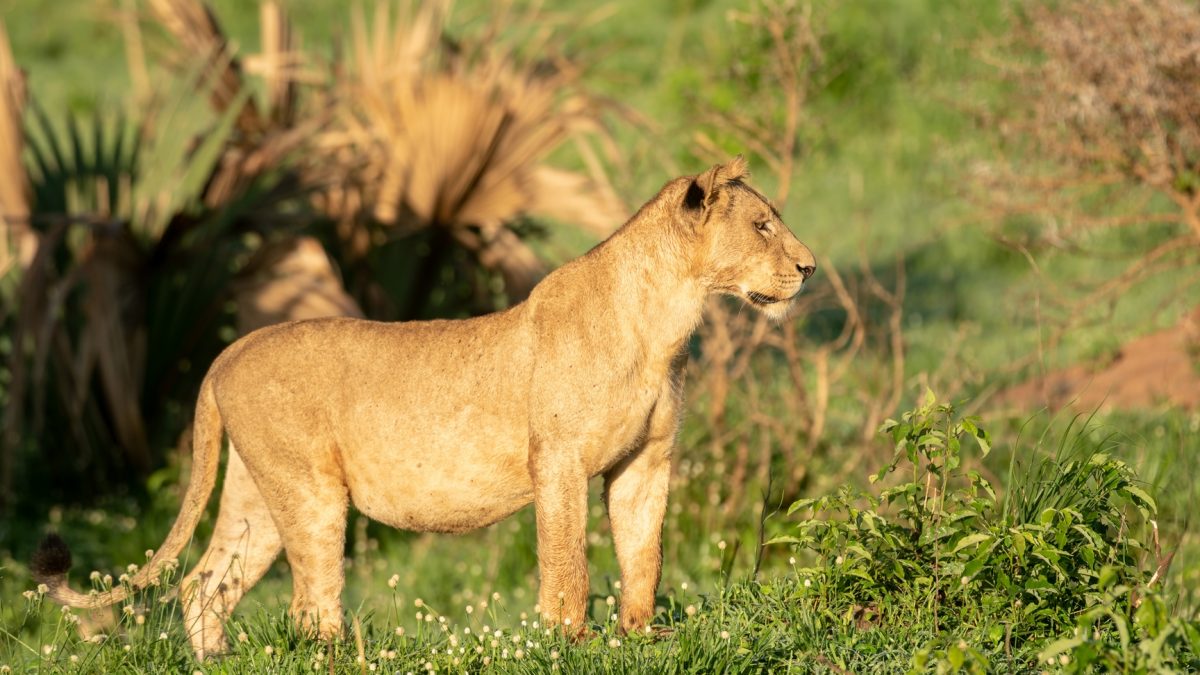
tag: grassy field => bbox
[2,0,1199,672]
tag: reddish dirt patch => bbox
[997,314,1200,412]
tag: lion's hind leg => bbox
[231,438,350,644]
[181,444,283,660]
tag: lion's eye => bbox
[754,221,771,233]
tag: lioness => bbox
[32,156,816,659]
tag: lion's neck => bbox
[600,210,707,360]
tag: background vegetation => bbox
[1,0,1198,671]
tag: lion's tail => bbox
[31,375,224,609]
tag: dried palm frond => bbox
[149,0,325,211]
[253,1,299,126]
[147,0,263,138]
[0,20,35,275]
[309,1,625,301]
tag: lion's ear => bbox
[721,154,750,183]
[687,155,751,211]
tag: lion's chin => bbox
[743,291,798,323]
[757,298,796,323]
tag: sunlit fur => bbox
[32,157,816,660]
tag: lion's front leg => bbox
[604,434,671,634]
[529,438,590,634]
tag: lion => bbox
[31,156,816,660]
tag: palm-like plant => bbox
[305,1,625,314]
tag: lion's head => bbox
[682,156,816,321]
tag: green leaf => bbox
[961,417,991,457]
[764,535,802,546]
[845,543,873,561]
[947,643,965,669]
[1134,595,1166,638]
[1038,507,1057,526]
[1024,578,1054,593]
[968,470,997,501]
[1118,485,1157,516]
[1096,566,1118,591]
[869,464,890,484]
[787,498,818,515]
[846,568,874,583]
[1039,635,1084,660]
[962,561,987,581]
[951,533,993,555]
[1010,530,1026,559]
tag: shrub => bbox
[771,392,1198,670]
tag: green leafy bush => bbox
[771,392,1199,671]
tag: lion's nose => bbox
[797,263,816,280]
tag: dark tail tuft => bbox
[31,532,73,579]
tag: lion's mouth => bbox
[746,290,784,306]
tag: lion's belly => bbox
[337,403,535,534]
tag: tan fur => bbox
[34,157,816,659]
